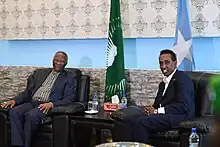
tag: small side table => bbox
[69,108,115,146]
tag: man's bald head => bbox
[53,51,68,72]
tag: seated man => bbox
[118,49,195,144]
[1,51,77,147]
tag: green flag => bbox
[105,0,126,102]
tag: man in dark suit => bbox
[0,51,77,147]
[119,49,195,144]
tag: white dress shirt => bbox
[158,69,176,114]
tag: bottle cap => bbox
[192,128,196,132]
[122,92,126,97]
[93,91,98,100]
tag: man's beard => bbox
[53,62,65,72]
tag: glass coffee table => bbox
[95,142,153,147]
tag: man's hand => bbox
[38,103,53,114]
[144,105,157,115]
[1,100,16,108]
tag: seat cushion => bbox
[151,129,180,142]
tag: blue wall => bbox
[0,37,220,71]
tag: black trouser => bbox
[9,100,45,147]
[114,114,172,144]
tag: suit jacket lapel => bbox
[50,71,65,93]
[162,70,178,98]
[35,68,52,89]
[154,81,165,107]
[158,82,165,98]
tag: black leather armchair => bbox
[111,71,216,147]
[179,72,215,147]
[0,68,90,147]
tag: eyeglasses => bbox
[53,59,66,64]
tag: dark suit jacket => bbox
[153,70,195,126]
[12,68,77,107]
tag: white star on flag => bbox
[173,30,192,67]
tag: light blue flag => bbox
[173,0,195,71]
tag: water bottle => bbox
[189,128,200,147]
[121,92,127,108]
[92,91,99,111]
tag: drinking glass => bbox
[88,101,94,111]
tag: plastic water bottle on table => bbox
[189,128,200,147]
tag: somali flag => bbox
[173,0,195,71]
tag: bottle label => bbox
[189,143,199,147]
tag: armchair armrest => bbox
[42,102,86,124]
[0,102,87,125]
[180,116,215,134]
[110,105,145,121]
[41,102,85,124]
[50,102,86,115]
[0,102,86,115]
[0,107,10,114]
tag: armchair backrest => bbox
[186,71,216,117]
[78,75,90,103]
[65,68,90,103]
